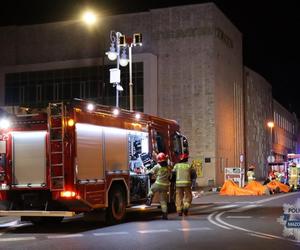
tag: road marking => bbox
[248,233,274,240]
[138,229,170,234]
[255,192,297,204]
[47,234,83,239]
[178,227,212,231]
[0,237,36,242]
[214,204,238,210]
[215,211,300,243]
[94,232,129,236]
[229,204,261,212]
[207,212,232,230]
[226,216,252,219]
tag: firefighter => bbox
[146,152,171,220]
[247,164,255,183]
[289,162,298,191]
[172,153,196,216]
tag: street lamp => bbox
[267,121,274,155]
[106,31,124,108]
[106,31,142,110]
[81,10,98,26]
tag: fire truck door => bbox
[11,131,47,187]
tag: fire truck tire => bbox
[106,185,126,224]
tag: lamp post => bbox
[106,31,142,110]
[267,121,274,154]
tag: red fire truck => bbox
[0,99,188,224]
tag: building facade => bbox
[0,3,297,186]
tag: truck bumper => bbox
[0,210,75,217]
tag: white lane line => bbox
[229,204,261,212]
[234,201,256,204]
[207,212,232,230]
[0,237,36,242]
[47,234,83,239]
[226,216,252,219]
[248,233,274,240]
[201,204,238,213]
[178,227,212,231]
[215,211,300,243]
[138,229,170,234]
[94,232,129,236]
[214,204,238,210]
[255,192,297,204]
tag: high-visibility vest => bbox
[247,170,255,182]
[173,163,192,187]
[148,164,171,187]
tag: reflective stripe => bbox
[156,181,170,186]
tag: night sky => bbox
[1,0,299,117]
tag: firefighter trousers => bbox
[148,183,168,213]
[175,186,192,212]
[289,176,298,188]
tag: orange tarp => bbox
[244,181,268,195]
[266,180,290,193]
[220,180,257,196]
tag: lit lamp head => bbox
[106,43,118,61]
[81,10,97,25]
[267,121,274,128]
[119,48,129,67]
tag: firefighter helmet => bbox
[157,152,167,163]
[249,164,255,170]
[179,153,189,161]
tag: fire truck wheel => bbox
[106,185,126,224]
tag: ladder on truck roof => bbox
[48,102,65,190]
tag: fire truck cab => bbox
[0,99,188,224]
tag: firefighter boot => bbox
[183,208,188,216]
[162,212,168,220]
[146,195,153,206]
[178,209,183,216]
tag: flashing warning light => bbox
[60,191,76,198]
[67,119,75,127]
[113,108,119,116]
[135,113,141,120]
[87,103,95,111]
[0,119,11,130]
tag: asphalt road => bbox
[0,192,299,250]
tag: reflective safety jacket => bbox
[247,170,255,182]
[172,163,193,187]
[148,164,171,187]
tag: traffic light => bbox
[133,33,142,46]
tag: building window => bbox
[5,63,144,110]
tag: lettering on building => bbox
[215,27,234,48]
[152,26,234,49]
